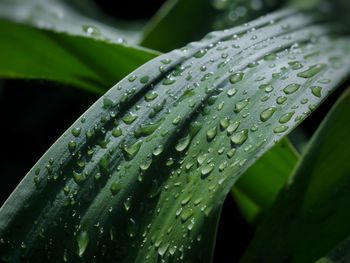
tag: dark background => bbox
[0,0,345,261]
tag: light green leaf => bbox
[1,10,350,262]
[0,19,158,94]
[141,0,285,52]
[241,89,350,263]
[233,138,299,224]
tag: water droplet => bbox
[201,164,214,176]
[68,140,77,151]
[260,107,276,122]
[227,148,236,159]
[220,117,230,129]
[82,25,101,37]
[71,127,81,137]
[297,64,325,78]
[172,116,182,125]
[112,127,122,137]
[161,58,172,64]
[311,86,322,97]
[110,181,122,195]
[279,111,295,124]
[163,77,176,85]
[128,75,137,82]
[259,84,274,93]
[288,61,303,70]
[194,49,207,58]
[234,99,249,113]
[264,53,277,61]
[122,140,143,160]
[231,129,248,145]
[181,209,193,222]
[181,195,192,206]
[227,87,237,97]
[140,75,149,84]
[123,113,138,124]
[229,72,244,84]
[227,121,240,134]
[283,83,300,94]
[153,145,164,156]
[274,125,288,133]
[277,96,287,104]
[206,127,217,141]
[77,230,89,257]
[175,135,191,152]
[145,91,158,101]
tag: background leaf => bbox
[241,89,350,263]
[0,19,158,94]
[233,138,299,224]
[141,0,286,52]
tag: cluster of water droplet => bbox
[2,9,350,263]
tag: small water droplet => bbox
[71,127,81,137]
[229,72,244,84]
[260,107,276,122]
[274,125,288,133]
[231,129,248,145]
[110,181,122,195]
[206,127,217,141]
[311,86,322,97]
[279,111,295,124]
[234,99,249,113]
[82,25,101,37]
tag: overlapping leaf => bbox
[241,89,350,263]
[1,10,350,263]
[0,0,159,93]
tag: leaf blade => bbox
[1,10,350,262]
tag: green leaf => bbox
[141,0,285,52]
[1,10,350,262]
[241,89,350,263]
[0,19,158,94]
[232,138,299,224]
[0,0,140,43]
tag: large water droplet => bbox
[311,86,322,98]
[297,64,325,78]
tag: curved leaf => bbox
[1,10,350,262]
[241,89,350,263]
[0,19,158,94]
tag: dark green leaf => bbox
[141,0,285,52]
[1,10,350,262]
[241,89,350,263]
